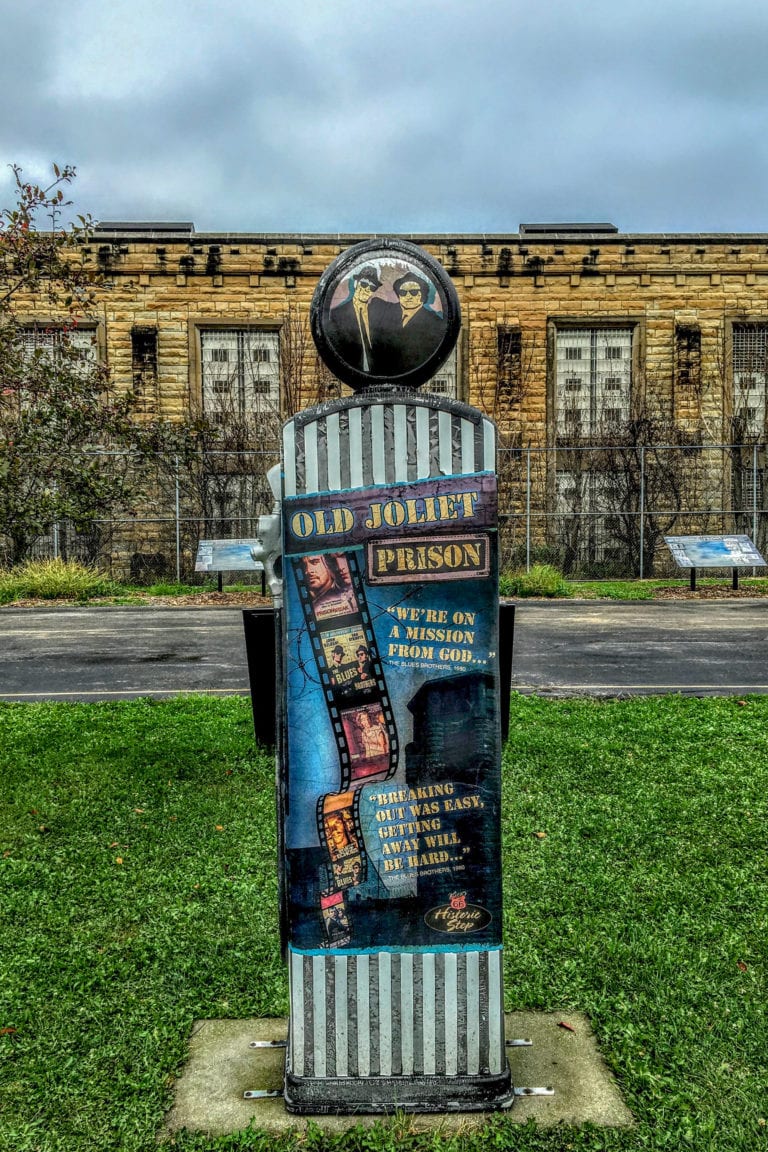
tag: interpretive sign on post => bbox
[195,538,266,593]
[665,534,766,590]
[249,239,513,1113]
[194,539,265,573]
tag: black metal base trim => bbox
[284,1064,514,1114]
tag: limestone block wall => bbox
[21,227,762,447]
[12,227,768,576]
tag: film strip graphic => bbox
[292,548,398,947]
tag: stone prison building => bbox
[15,221,768,579]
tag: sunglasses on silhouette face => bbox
[398,287,422,297]
[357,280,376,291]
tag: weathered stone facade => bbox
[24,223,767,440]
[13,223,768,442]
[14,224,768,578]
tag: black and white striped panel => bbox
[288,949,505,1080]
[283,401,496,497]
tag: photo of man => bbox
[321,627,373,697]
[325,257,448,380]
[327,264,382,373]
[299,553,357,620]
[324,811,356,857]
[353,644,373,689]
[370,271,446,377]
[320,891,352,946]
[313,239,460,394]
[320,792,366,890]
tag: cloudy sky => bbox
[2,0,768,235]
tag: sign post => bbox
[263,240,513,1113]
[665,534,766,590]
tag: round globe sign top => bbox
[310,239,461,393]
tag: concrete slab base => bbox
[162,1013,633,1137]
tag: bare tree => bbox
[136,304,344,581]
[0,164,146,565]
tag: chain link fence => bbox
[6,442,767,581]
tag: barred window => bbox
[20,325,97,365]
[556,327,632,436]
[200,329,280,414]
[426,347,458,399]
[732,324,768,436]
[739,466,764,510]
[556,469,623,565]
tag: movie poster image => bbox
[300,552,358,620]
[341,704,390,782]
[321,626,376,698]
[319,791,365,890]
[320,890,352,947]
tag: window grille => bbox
[739,466,765,510]
[131,326,158,407]
[426,347,457,399]
[201,328,280,414]
[556,327,632,436]
[733,324,768,435]
[20,325,96,363]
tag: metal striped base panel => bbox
[282,394,496,499]
[285,947,513,1113]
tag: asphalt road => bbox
[1,600,767,702]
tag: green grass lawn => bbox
[567,577,768,600]
[1,696,766,1151]
[4,557,768,605]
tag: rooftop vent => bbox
[519,222,619,236]
[94,221,195,234]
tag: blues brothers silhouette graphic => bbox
[311,239,460,392]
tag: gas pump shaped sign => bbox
[276,240,511,1112]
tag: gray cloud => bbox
[1,0,767,232]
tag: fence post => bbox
[753,442,759,544]
[52,480,60,560]
[174,454,181,583]
[526,447,531,572]
[639,446,645,580]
